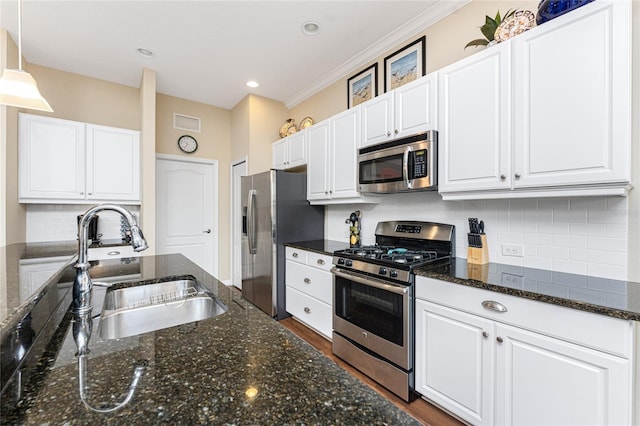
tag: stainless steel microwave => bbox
[358,131,437,194]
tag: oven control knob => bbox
[378,267,387,275]
[389,270,398,278]
[337,258,345,265]
[345,260,353,267]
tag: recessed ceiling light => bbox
[136,48,154,58]
[246,81,259,88]
[301,21,320,36]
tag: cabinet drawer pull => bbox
[304,278,311,284]
[292,252,298,258]
[500,174,506,180]
[107,251,121,256]
[496,337,504,343]
[304,307,311,314]
[317,259,325,265]
[482,331,489,338]
[481,300,507,313]
[514,173,521,179]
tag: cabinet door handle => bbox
[482,300,508,313]
[317,259,325,265]
[482,331,489,338]
[394,129,399,134]
[514,173,521,179]
[80,192,84,195]
[292,252,298,258]
[386,131,391,136]
[304,278,311,284]
[304,307,311,314]
[203,229,211,234]
[496,337,504,343]
[500,174,506,180]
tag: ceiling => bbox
[0,1,466,110]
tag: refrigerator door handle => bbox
[247,189,257,254]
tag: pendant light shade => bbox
[0,0,53,112]
[0,69,53,112]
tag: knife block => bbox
[467,262,489,282]
[467,235,489,265]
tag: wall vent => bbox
[173,113,201,132]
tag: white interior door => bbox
[231,159,247,288]
[156,156,217,277]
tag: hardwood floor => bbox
[279,318,465,426]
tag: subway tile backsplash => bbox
[26,204,140,244]
[326,193,630,281]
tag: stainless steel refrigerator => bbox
[241,170,324,319]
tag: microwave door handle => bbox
[403,146,413,189]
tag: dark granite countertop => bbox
[287,240,640,321]
[416,258,640,321]
[286,239,351,256]
[1,252,420,425]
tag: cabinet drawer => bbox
[286,247,308,264]
[307,252,332,272]
[286,261,332,304]
[286,286,332,340]
[416,276,633,358]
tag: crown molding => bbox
[284,0,470,109]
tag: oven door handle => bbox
[403,146,413,189]
[331,268,409,295]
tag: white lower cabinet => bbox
[415,276,634,426]
[285,247,332,339]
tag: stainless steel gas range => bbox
[331,220,455,401]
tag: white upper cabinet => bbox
[361,73,437,148]
[272,131,307,170]
[86,124,140,201]
[438,42,511,193]
[512,0,631,189]
[19,114,86,201]
[19,113,141,204]
[307,107,377,205]
[438,0,631,200]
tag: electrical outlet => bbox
[502,243,523,257]
[501,272,523,287]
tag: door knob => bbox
[203,229,211,234]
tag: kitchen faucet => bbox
[72,204,149,412]
[73,204,148,314]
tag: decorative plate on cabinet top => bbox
[299,117,314,130]
[494,10,535,43]
[279,119,298,138]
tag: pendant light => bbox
[0,0,52,112]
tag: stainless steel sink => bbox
[99,276,227,339]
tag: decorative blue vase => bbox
[536,0,595,25]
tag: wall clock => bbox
[178,135,198,153]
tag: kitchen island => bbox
[1,251,420,425]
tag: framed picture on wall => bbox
[384,36,425,92]
[347,63,378,109]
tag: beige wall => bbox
[2,30,24,244]
[289,0,538,121]
[231,94,288,175]
[230,95,250,164]
[156,92,232,279]
[248,95,288,175]
[140,69,157,256]
[26,64,140,129]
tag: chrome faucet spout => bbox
[73,204,148,314]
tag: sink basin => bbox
[99,276,227,339]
